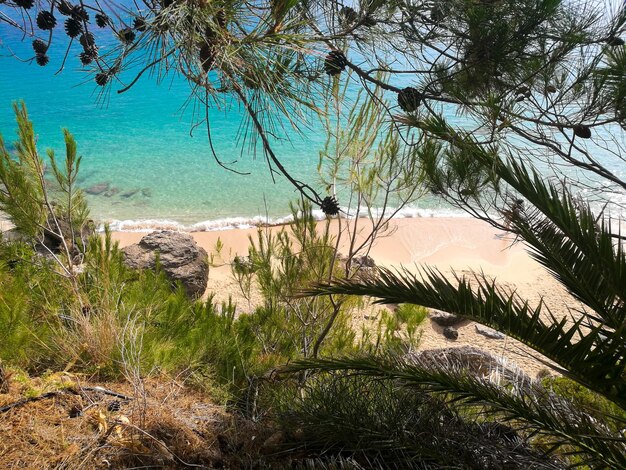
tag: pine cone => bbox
[37,11,57,30]
[65,17,82,38]
[95,72,109,86]
[320,196,340,216]
[35,53,49,66]
[71,5,89,22]
[199,42,215,72]
[607,36,625,46]
[397,87,421,112]
[573,124,591,139]
[79,32,95,50]
[118,28,136,44]
[338,6,357,26]
[95,13,109,28]
[215,9,227,28]
[32,39,48,54]
[56,0,74,16]
[79,49,96,65]
[545,84,557,94]
[324,50,347,76]
[133,16,147,32]
[14,0,34,9]
[362,15,377,27]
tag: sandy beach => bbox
[112,216,577,377]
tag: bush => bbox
[274,373,563,469]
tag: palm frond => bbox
[284,355,626,468]
[497,157,626,330]
[307,265,626,407]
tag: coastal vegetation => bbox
[1,0,626,468]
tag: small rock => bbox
[443,326,458,340]
[352,255,376,268]
[475,324,505,340]
[430,309,463,327]
[85,182,110,195]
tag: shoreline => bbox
[110,216,528,275]
[99,206,472,233]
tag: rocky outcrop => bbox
[429,309,463,327]
[122,231,208,298]
[407,346,531,387]
[41,215,94,253]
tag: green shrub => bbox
[0,239,71,368]
[274,373,563,469]
[542,376,626,433]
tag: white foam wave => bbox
[100,205,470,233]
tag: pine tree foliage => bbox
[0,102,89,248]
[0,103,47,239]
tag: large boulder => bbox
[122,231,208,298]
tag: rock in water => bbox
[429,309,463,327]
[443,326,459,340]
[85,182,110,195]
[120,189,140,198]
[122,231,208,298]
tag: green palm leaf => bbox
[308,266,626,408]
[285,355,626,468]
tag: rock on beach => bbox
[122,231,209,298]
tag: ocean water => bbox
[1,13,624,230]
[0,19,344,229]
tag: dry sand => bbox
[112,217,577,377]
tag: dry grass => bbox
[0,372,271,469]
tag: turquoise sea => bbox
[1,14,624,230]
[0,19,345,230]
